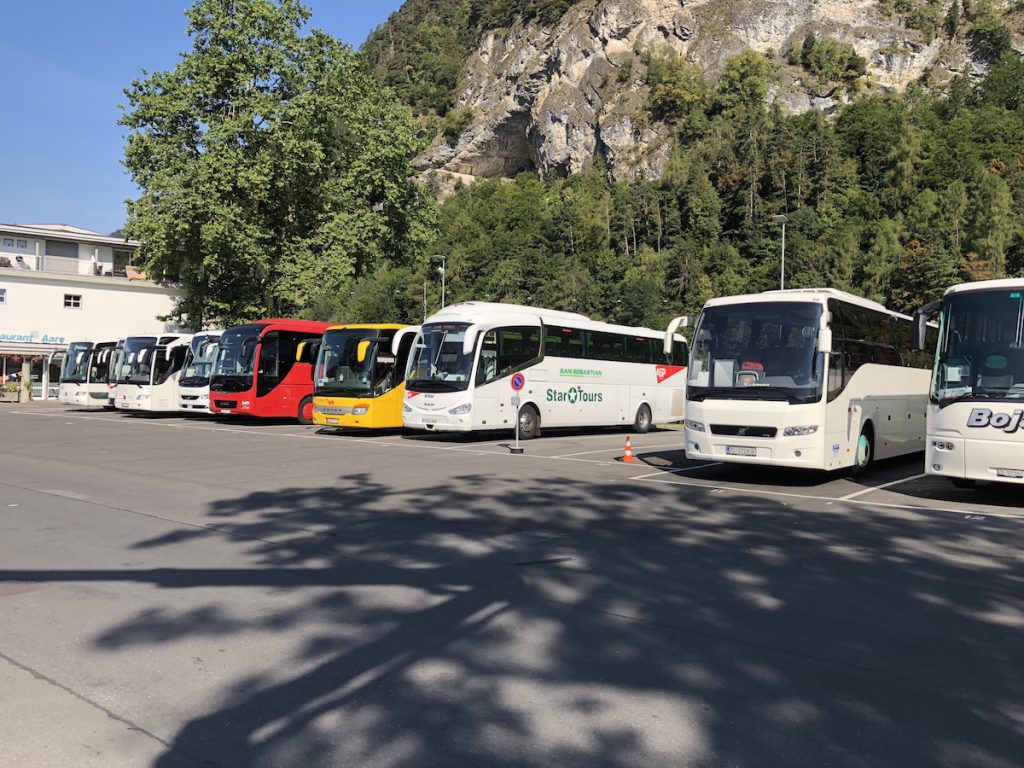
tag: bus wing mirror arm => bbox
[391,326,420,356]
[913,301,941,352]
[664,316,690,355]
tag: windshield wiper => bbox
[937,390,995,409]
[409,379,462,391]
[690,387,792,402]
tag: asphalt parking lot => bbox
[1,402,1022,768]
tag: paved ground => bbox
[0,402,1021,768]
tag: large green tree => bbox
[122,0,434,326]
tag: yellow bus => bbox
[311,324,416,429]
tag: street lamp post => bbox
[432,254,446,310]
[772,215,788,290]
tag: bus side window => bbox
[257,332,280,396]
[476,331,499,385]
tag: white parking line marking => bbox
[838,474,927,501]
[553,443,682,458]
[635,474,1024,521]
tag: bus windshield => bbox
[407,322,475,392]
[181,340,219,388]
[118,338,159,385]
[315,328,394,397]
[61,342,93,384]
[212,326,262,392]
[932,289,1024,404]
[688,302,824,404]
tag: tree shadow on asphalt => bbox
[3,470,1023,767]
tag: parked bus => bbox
[115,334,193,412]
[680,288,933,474]
[179,331,222,413]
[209,319,330,423]
[402,302,688,438]
[59,339,119,408]
[914,279,1024,487]
[312,324,417,430]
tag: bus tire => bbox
[633,404,653,434]
[297,396,314,425]
[850,423,874,477]
[518,404,541,440]
[951,478,976,489]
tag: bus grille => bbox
[710,425,777,438]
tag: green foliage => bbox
[970,8,1013,59]
[793,33,868,85]
[429,52,1024,323]
[441,106,475,145]
[642,48,708,122]
[121,0,436,326]
[363,0,574,116]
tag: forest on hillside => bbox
[407,48,1024,330]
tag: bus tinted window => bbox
[545,327,586,358]
[478,326,541,385]
[587,331,625,361]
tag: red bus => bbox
[209,318,330,423]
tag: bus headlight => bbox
[352,404,370,415]
[784,425,819,436]
[403,402,412,413]
[449,403,472,415]
[685,420,705,432]
[136,394,149,401]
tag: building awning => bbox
[0,342,65,356]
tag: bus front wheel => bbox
[850,424,874,477]
[518,405,540,440]
[297,396,314,425]
[633,404,653,434]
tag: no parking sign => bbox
[511,372,525,391]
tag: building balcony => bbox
[0,253,146,280]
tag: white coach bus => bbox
[115,334,193,412]
[680,289,933,474]
[178,331,222,413]
[399,302,689,438]
[59,339,119,408]
[914,279,1024,487]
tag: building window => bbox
[0,288,6,304]
[113,249,132,277]
[46,240,78,259]
[64,294,82,308]
[16,240,27,249]
[2,238,12,248]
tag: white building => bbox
[0,223,183,397]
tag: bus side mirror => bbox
[663,316,690,355]
[817,328,833,354]
[357,340,372,363]
[912,301,940,352]
[462,324,481,355]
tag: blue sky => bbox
[0,0,404,234]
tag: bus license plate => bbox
[422,417,437,425]
[327,418,338,425]
[726,446,757,457]
[996,468,1024,479]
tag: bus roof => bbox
[238,318,333,333]
[424,302,676,340]
[942,278,1024,298]
[325,323,408,332]
[703,288,912,321]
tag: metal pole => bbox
[441,255,446,309]
[423,279,427,321]
[780,221,786,291]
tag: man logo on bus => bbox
[967,408,1024,434]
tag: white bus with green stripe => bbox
[400,302,688,438]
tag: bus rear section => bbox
[916,279,1024,487]
[209,319,330,423]
[179,332,222,413]
[683,289,931,474]
[59,340,117,408]
[402,302,687,438]
[115,335,193,412]
[312,324,415,429]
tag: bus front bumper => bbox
[313,402,399,430]
[403,411,474,432]
[927,435,1024,484]
[685,428,827,469]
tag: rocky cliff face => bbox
[418,0,1000,191]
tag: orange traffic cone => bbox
[623,436,636,463]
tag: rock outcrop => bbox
[418,0,1002,190]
